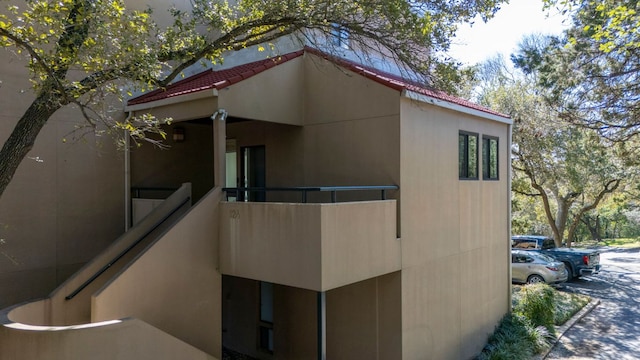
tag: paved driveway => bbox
[545,247,640,359]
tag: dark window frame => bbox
[459,131,479,180]
[331,24,350,48]
[257,281,274,354]
[482,135,499,180]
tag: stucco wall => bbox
[226,120,304,192]
[219,52,507,360]
[130,121,214,202]
[91,188,223,357]
[326,272,402,360]
[223,273,401,360]
[0,318,216,360]
[219,200,399,291]
[0,48,124,309]
[218,58,304,126]
[302,53,401,192]
[399,99,510,359]
[222,276,319,360]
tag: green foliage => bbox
[602,237,640,247]
[0,0,509,201]
[0,0,507,103]
[512,283,556,331]
[472,51,627,245]
[477,284,590,360]
[475,313,550,360]
[554,291,590,325]
[526,0,640,141]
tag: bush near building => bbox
[476,284,590,360]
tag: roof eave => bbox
[125,88,219,112]
[402,90,513,125]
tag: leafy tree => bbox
[0,0,506,202]
[474,52,626,247]
[514,0,640,142]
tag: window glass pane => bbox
[459,132,478,179]
[259,326,274,352]
[468,134,477,178]
[260,282,273,323]
[331,24,350,48]
[482,137,489,179]
[490,138,498,179]
[482,136,499,180]
[459,134,466,178]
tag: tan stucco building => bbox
[0,44,512,359]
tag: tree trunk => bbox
[582,215,603,242]
[565,179,620,247]
[0,93,61,201]
[529,181,563,246]
[555,197,571,246]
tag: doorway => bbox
[240,145,266,201]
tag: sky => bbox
[447,1,571,66]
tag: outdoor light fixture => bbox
[173,127,185,142]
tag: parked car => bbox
[512,235,601,280]
[511,249,569,285]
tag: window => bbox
[258,282,274,354]
[331,24,350,49]
[482,136,499,180]
[459,131,478,179]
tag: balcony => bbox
[219,186,401,291]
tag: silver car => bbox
[511,249,569,284]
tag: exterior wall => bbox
[27,184,192,327]
[91,188,223,357]
[0,318,215,360]
[218,58,304,126]
[223,273,401,360]
[226,120,304,195]
[222,276,318,360]
[274,283,317,360]
[326,272,402,360]
[219,200,399,291]
[130,121,214,202]
[221,276,260,358]
[301,53,401,196]
[220,52,406,359]
[0,49,124,309]
[399,99,510,359]
[303,54,400,126]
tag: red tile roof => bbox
[127,50,305,106]
[127,47,509,119]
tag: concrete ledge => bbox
[535,297,601,360]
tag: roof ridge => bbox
[127,46,508,120]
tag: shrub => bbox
[476,313,550,360]
[477,284,590,359]
[512,283,556,331]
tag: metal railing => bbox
[131,186,179,199]
[222,185,398,203]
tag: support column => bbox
[318,291,326,360]
[213,109,227,188]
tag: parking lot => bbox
[546,247,640,359]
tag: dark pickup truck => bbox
[512,235,601,279]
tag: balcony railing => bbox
[222,185,398,203]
